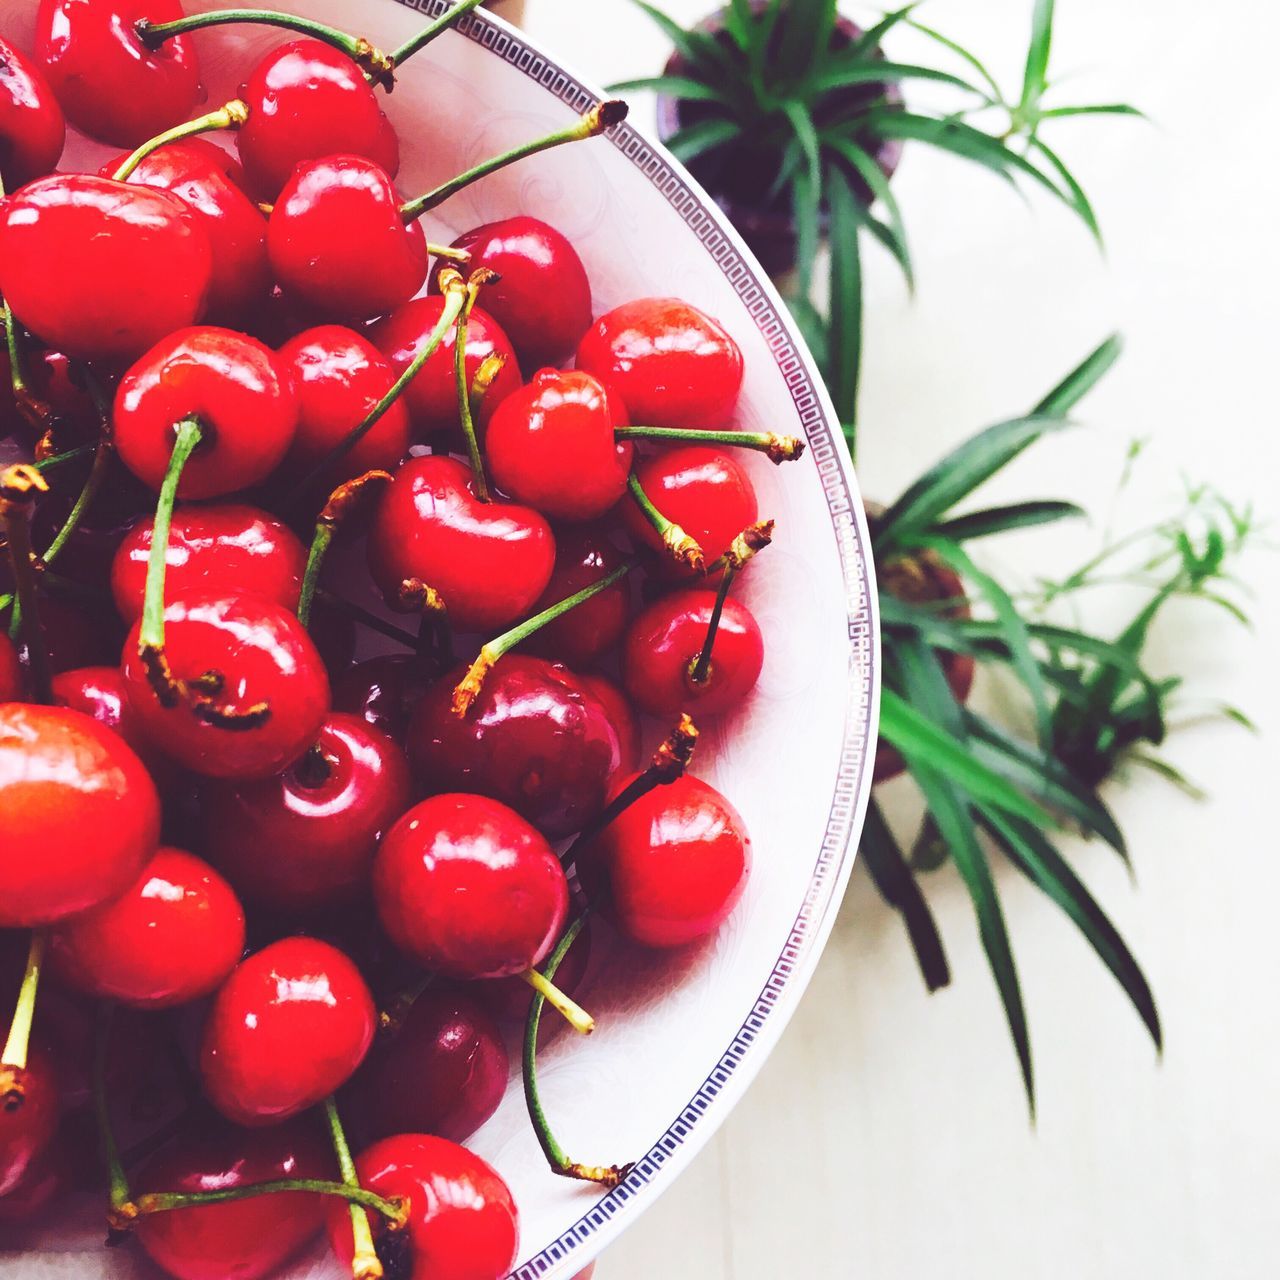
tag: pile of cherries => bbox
[0,3,804,1278]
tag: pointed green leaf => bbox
[932,500,1084,541]
[810,59,979,96]
[665,118,742,164]
[1039,103,1145,120]
[1019,0,1056,117]
[1032,334,1122,415]
[826,165,864,429]
[825,136,914,291]
[849,4,921,56]
[607,75,735,103]
[1028,135,1102,245]
[904,17,1005,104]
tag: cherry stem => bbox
[40,388,114,570]
[615,426,805,464]
[315,590,419,650]
[400,99,628,221]
[426,242,471,264]
[388,0,486,66]
[134,1179,406,1223]
[378,971,434,1037]
[93,1004,137,1230]
[33,443,96,474]
[1,932,45,1074]
[325,1095,385,1280]
[0,464,52,700]
[519,967,594,1036]
[689,521,773,687]
[626,472,705,573]
[454,282,491,502]
[452,561,635,716]
[297,525,332,632]
[113,99,249,183]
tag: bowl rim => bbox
[394,3,882,1274]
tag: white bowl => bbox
[0,1,880,1275]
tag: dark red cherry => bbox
[237,40,399,200]
[121,594,330,781]
[269,156,426,321]
[22,594,126,675]
[622,589,764,716]
[374,793,568,979]
[0,36,65,189]
[200,936,375,1126]
[50,664,175,783]
[368,455,555,633]
[585,774,751,948]
[429,216,592,370]
[577,672,640,775]
[408,656,620,839]
[484,918,593,1038]
[134,1115,333,1280]
[111,503,307,624]
[0,175,212,360]
[326,1134,518,1280]
[199,713,411,914]
[331,655,431,741]
[485,369,632,521]
[0,704,159,927]
[0,1115,72,1224]
[0,346,99,444]
[0,635,20,701]
[35,0,201,148]
[0,1044,58,1199]
[114,327,299,498]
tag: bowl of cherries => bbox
[0,1,879,1277]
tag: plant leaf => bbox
[1032,334,1122,415]
[1039,103,1145,120]
[825,135,914,291]
[932,499,1084,541]
[904,17,1005,105]
[1019,0,1056,118]
[665,117,742,164]
[776,0,837,80]
[810,58,980,96]
[849,4,921,57]
[1028,135,1102,245]
[826,164,864,430]
[607,74,735,103]
[791,163,820,299]
[1128,752,1207,801]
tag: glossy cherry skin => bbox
[269,156,426,321]
[586,773,751,949]
[0,635,21,701]
[201,937,376,1126]
[368,455,555,633]
[114,327,299,498]
[237,40,399,200]
[369,296,522,442]
[0,1116,72,1224]
[111,504,307,624]
[0,175,212,360]
[0,704,159,927]
[486,369,632,521]
[35,0,201,148]
[0,1045,58,1199]
[134,1115,333,1280]
[199,713,411,914]
[429,216,592,370]
[576,297,744,429]
[622,589,764,717]
[0,346,100,444]
[374,793,568,979]
[47,846,244,1008]
[122,594,331,781]
[327,1134,519,1280]
[331,654,431,742]
[578,672,640,776]
[0,36,65,188]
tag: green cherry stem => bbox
[387,0,486,66]
[134,1179,407,1223]
[325,1095,385,1280]
[0,465,52,700]
[1,932,46,1077]
[627,471,704,573]
[40,397,115,570]
[689,520,773,687]
[518,966,594,1035]
[454,276,493,503]
[615,426,805,464]
[33,443,96,474]
[314,590,419,650]
[94,1004,138,1232]
[114,99,249,183]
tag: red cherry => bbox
[0,346,99,444]
[237,40,399,200]
[133,1115,333,1280]
[269,156,426,321]
[199,713,411,915]
[0,36,65,189]
[200,936,375,1126]
[485,369,632,522]
[35,0,200,148]
[0,704,159,926]
[327,1134,518,1280]
[429,216,592,370]
[0,1044,58,1198]
[0,635,21,701]
[22,595,126,676]
[114,327,298,498]
[111,503,307,625]
[577,672,640,775]
[50,664,175,784]
[122,594,330,781]
[47,846,244,1007]
[368,455,555,632]
[0,175,212,360]
[374,793,569,979]
[331,654,431,742]
[408,656,620,839]
[369,296,522,442]
[585,773,751,948]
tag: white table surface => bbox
[520,2,1280,1277]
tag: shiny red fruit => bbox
[0,36,65,189]
[485,369,632,521]
[0,635,21,700]
[578,672,640,776]
[200,936,375,1126]
[0,1115,72,1224]
[35,0,200,148]
[0,703,159,927]
[49,665,170,780]
[331,654,431,742]
[326,1134,519,1280]
[374,793,569,979]
[237,40,399,200]
[199,713,411,914]
[0,346,99,444]
[0,175,211,359]
[368,455,554,633]
[0,1044,58,1198]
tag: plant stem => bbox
[325,1096,384,1280]
[297,524,333,631]
[388,0,486,65]
[1,932,45,1071]
[41,438,113,569]
[690,521,773,685]
[134,1179,406,1222]
[627,472,704,572]
[616,426,804,463]
[0,465,52,701]
[113,99,249,182]
[519,967,594,1035]
[94,1004,137,1231]
[454,280,491,502]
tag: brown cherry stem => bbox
[377,971,435,1037]
[1,932,46,1114]
[113,99,249,183]
[615,426,804,464]
[469,352,508,420]
[689,520,773,687]
[700,518,774,578]
[626,471,704,573]
[0,464,52,699]
[325,1095,385,1280]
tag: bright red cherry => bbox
[430,216,593,370]
[50,664,175,784]
[35,0,200,148]
[331,655,431,742]
[0,635,21,700]
[237,40,399,200]
[0,36,65,188]
[0,175,212,360]
[47,846,244,1007]
[485,369,632,522]
[269,156,426,321]
[200,937,375,1127]
[199,713,411,915]
[133,1115,333,1280]
[578,672,640,776]
[121,594,330,781]
[0,1044,58,1199]
[408,656,620,839]
[368,455,555,633]
[374,793,569,979]
[585,774,751,948]
[114,327,298,498]
[327,1134,518,1280]
[0,704,159,927]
